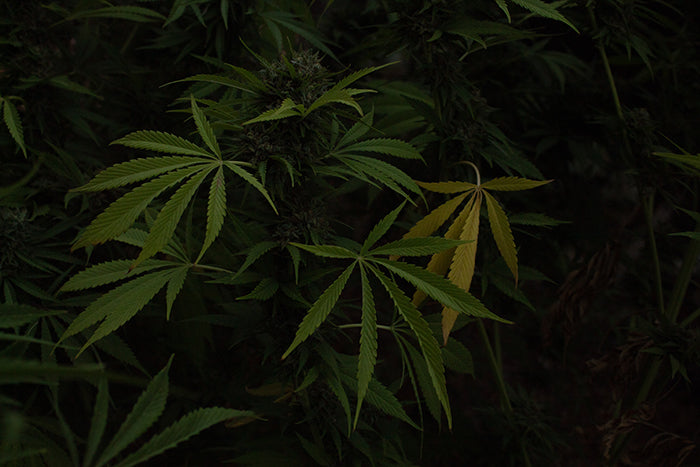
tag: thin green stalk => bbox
[587,6,623,120]
[643,194,665,316]
[337,323,395,332]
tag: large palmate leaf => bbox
[110,132,215,158]
[484,191,518,282]
[355,265,377,428]
[336,138,423,160]
[190,96,221,158]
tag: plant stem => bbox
[477,320,512,411]
[643,194,665,316]
[337,323,395,332]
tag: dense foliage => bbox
[2,1,699,465]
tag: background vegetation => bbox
[1,1,699,465]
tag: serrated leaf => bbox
[337,155,423,201]
[484,191,518,283]
[59,259,174,292]
[654,152,700,170]
[282,263,356,359]
[59,270,173,353]
[441,339,474,375]
[197,167,227,262]
[74,156,208,192]
[509,0,578,32]
[443,193,482,343]
[369,265,451,428]
[236,278,278,301]
[190,96,221,158]
[507,212,568,227]
[480,176,552,191]
[404,340,442,423]
[111,131,214,158]
[133,166,214,268]
[165,266,188,319]
[305,88,373,116]
[243,98,302,125]
[326,373,352,435]
[65,6,166,22]
[0,304,64,328]
[73,165,205,249]
[83,378,109,467]
[232,241,278,279]
[290,243,357,259]
[416,181,476,193]
[361,202,405,253]
[354,265,377,428]
[2,98,26,157]
[337,111,374,149]
[495,0,511,21]
[371,258,505,322]
[97,357,173,467]
[337,138,423,160]
[370,237,467,257]
[223,162,277,213]
[167,74,259,95]
[400,192,470,244]
[329,63,396,93]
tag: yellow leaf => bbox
[412,194,475,306]
[480,177,552,191]
[442,192,482,344]
[401,191,470,241]
[484,190,518,284]
[416,180,477,193]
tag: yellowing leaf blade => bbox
[480,177,552,191]
[484,191,518,283]
[416,181,476,193]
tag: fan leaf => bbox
[111,131,215,158]
[484,191,518,283]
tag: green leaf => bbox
[197,166,227,262]
[337,138,423,160]
[305,88,374,116]
[654,152,700,170]
[96,357,173,467]
[399,193,470,250]
[83,378,109,467]
[507,212,568,227]
[484,191,518,283]
[354,265,377,428]
[336,155,423,200]
[0,359,103,384]
[59,259,174,292]
[190,96,221,158]
[415,180,476,193]
[337,110,374,149]
[361,202,406,254]
[133,166,215,267]
[2,98,26,157]
[289,243,357,259]
[111,131,214,158]
[371,258,507,322]
[370,237,467,257]
[669,231,700,240]
[369,265,451,428]
[329,63,396,93]
[59,270,173,353]
[167,74,259,95]
[441,339,474,375]
[73,165,205,249]
[282,262,356,359]
[64,6,166,22]
[508,0,578,32]
[231,241,278,279]
[74,156,208,192]
[404,339,442,423]
[236,278,279,301]
[243,98,302,125]
[223,162,278,213]
[113,408,251,467]
[165,266,189,320]
[0,304,64,328]
[495,0,511,21]
[480,176,552,191]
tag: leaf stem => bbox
[337,323,396,332]
[643,194,665,316]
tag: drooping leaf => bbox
[484,191,518,283]
[354,265,377,428]
[480,176,552,191]
[282,262,356,359]
[133,166,215,268]
[361,202,406,254]
[370,237,467,257]
[73,165,205,249]
[96,357,174,467]
[369,265,451,428]
[197,166,227,262]
[443,193,482,343]
[111,131,215,158]
[190,96,221,158]
[337,138,423,160]
[2,98,26,157]
[59,270,174,353]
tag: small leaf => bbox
[236,278,279,301]
[232,241,278,279]
[243,98,302,125]
[305,88,373,116]
[2,98,26,157]
[361,202,406,254]
[480,176,552,191]
[224,162,277,213]
[484,191,518,283]
[165,266,189,319]
[338,138,423,160]
[190,96,221,158]
[509,0,578,32]
[111,131,215,158]
[282,263,356,359]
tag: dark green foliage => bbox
[2,0,700,465]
